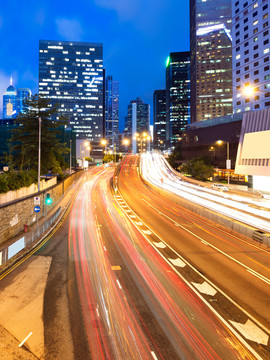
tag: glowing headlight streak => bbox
[141,153,270,233]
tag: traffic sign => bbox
[34,196,40,205]
[34,206,41,213]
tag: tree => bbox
[181,158,213,181]
[9,94,69,175]
[167,142,183,170]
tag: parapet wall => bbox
[140,174,270,248]
[0,171,83,246]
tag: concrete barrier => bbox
[140,172,270,248]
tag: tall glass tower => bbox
[39,40,104,146]
[17,88,31,115]
[105,76,119,151]
[190,0,232,123]
[3,78,17,119]
[153,90,166,150]
[124,97,150,153]
[166,52,190,147]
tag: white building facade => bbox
[232,0,270,113]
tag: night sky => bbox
[0,0,190,130]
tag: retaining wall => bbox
[0,171,83,246]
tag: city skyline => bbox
[0,0,190,130]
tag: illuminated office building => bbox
[124,97,150,153]
[17,88,31,115]
[105,76,119,150]
[3,78,17,119]
[166,52,190,147]
[190,0,233,123]
[153,90,166,150]
[232,0,270,113]
[39,40,104,146]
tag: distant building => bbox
[17,88,31,115]
[124,97,150,153]
[39,40,104,160]
[3,78,17,119]
[190,0,233,123]
[166,51,190,147]
[232,0,270,113]
[105,76,119,151]
[153,90,166,150]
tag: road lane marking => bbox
[111,266,121,271]
[116,279,122,289]
[153,242,166,249]
[151,351,159,360]
[169,258,186,268]
[134,221,143,225]
[191,281,217,296]
[142,230,152,235]
[18,332,33,348]
[113,203,124,217]
[129,215,136,218]
[114,192,269,356]
[247,269,270,285]
[143,199,270,286]
[229,319,269,345]
[201,240,208,246]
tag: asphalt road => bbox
[116,154,270,359]
[0,160,269,360]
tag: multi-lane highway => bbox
[116,154,270,359]
[0,157,269,359]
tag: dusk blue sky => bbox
[0,0,190,130]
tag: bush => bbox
[181,158,213,181]
[0,170,38,194]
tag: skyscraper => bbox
[166,52,190,147]
[124,97,150,153]
[190,0,233,123]
[39,40,104,151]
[3,78,17,119]
[232,0,270,113]
[153,90,166,150]
[105,76,119,150]
[17,88,31,115]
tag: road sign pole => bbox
[45,191,47,228]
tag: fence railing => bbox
[0,206,61,267]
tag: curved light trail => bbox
[141,152,270,233]
[67,164,260,359]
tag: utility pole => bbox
[38,117,42,192]
[70,139,72,175]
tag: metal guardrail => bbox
[0,206,61,266]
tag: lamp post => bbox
[38,117,42,192]
[70,139,72,175]
[217,140,230,186]
[101,139,107,162]
[123,139,129,154]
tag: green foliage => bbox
[167,142,183,170]
[9,94,69,175]
[0,170,37,194]
[181,158,214,181]
[103,153,122,163]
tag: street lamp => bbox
[38,117,42,192]
[101,139,107,161]
[123,139,129,154]
[217,140,230,186]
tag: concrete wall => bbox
[0,171,83,246]
[0,177,57,205]
[140,174,270,248]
